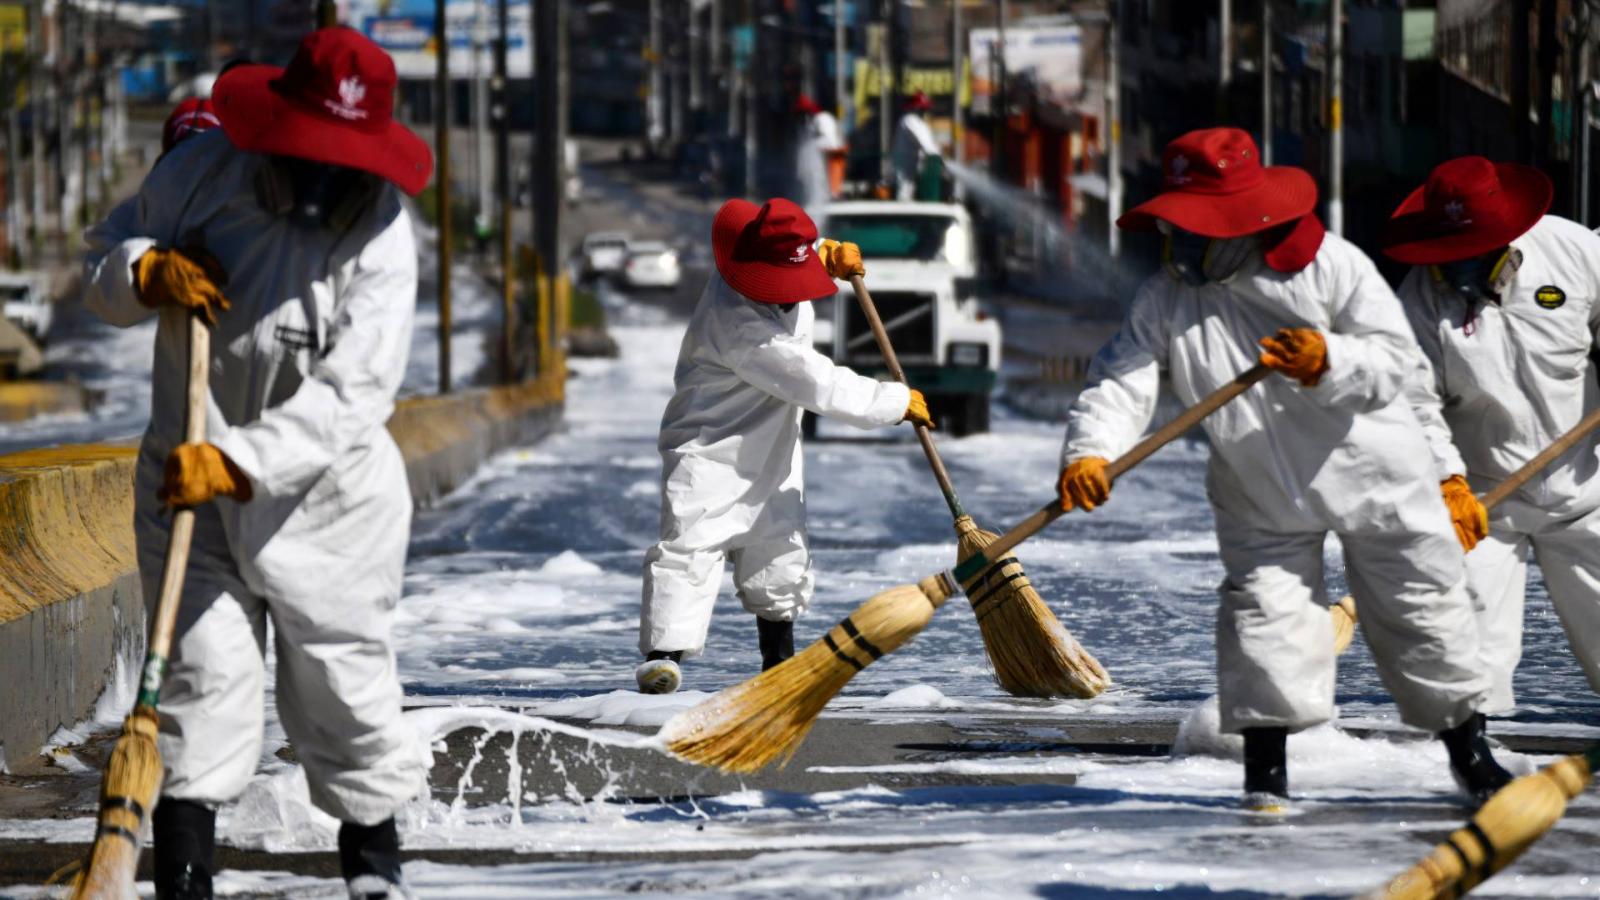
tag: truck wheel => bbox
[802,411,819,439]
[966,395,991,435]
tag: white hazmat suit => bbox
[1064,233,1490,734]
[891,112,940,201]
[83,131,426,825]
[641,274,910,656]
[1400,215,1600,712]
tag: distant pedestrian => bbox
[796,94,848,201]
[891,91,939,200]
[1055,127,1511,811]
[636,198,932,694]
[84,27,432,900]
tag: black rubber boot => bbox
[1242,726,1290,807]
[152,798,215,900]
[757,616,794,671]
[1439,713,1514,807]
[340,818,404,896]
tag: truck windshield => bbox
[825,214,968,267]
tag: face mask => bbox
[256,156,380,232]
[1160,221,1255,286]
[1431,248,1519,303]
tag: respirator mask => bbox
[255,156,381,232]
[1159,220,1255,287]
[1430,247,1520,304]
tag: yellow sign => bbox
[0,5,24,53]
[852,59,972,124]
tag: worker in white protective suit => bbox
[1385,156,1600,716]
[1056,128,1510,810]
[83,29,431,900]
[637,197,933,694]
[891,91,940,201]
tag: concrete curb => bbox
[0,372,565,770]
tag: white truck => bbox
[817,200,1001,435]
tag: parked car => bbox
[580,231,631,278]
[620,241,682,291]
[0,272,52,345]
[818,200,1001,436]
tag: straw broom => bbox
[662,363,1273,772]
[1327,404,1600,659]
[71,313,211,899]
[1362,746,1599,900]
[847,274,1107,699]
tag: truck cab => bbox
[821,201,1001,435]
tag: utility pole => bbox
[1260,0,1272,165]
[493,0,514,380]
[1326,0,1342,236]
[27,0,43,254]
[710,0,722,134]
[532,0,568,375]
[952,0,963,167]
[689,0,704,124]
[878,0,891,186]
[1217,0,1231,119]
[1574,3,1595,223]
[834,0,846,121]
[1512,0,1532,163]
[435,0,453,394]
[1537,0,1557,173]
[1106,9,1120,260]
[670,2,686,145]
[648,0,663,149]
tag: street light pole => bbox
[1106,9,1120,260]
[1260,0,1272,165]
[435,0,453,394]
[1326,0,1343,236]
[952,0,963,168]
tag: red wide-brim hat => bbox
[212,29,432,196]
[1117,127,1317,239]
[1381,160,1551,266]
[712,198,839,304]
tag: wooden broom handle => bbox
[139,313,209,704]
[849,274,966,520]
[975,363,1273,565]
[1480,404,1600,511]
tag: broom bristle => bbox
[1331,595,1359,655]
[955,516,1109,699]
[72,707,163,900]
[662,575,955,772]
[1364,753,1594,900]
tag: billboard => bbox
[347,0,531,79]
[968,24,1082,115]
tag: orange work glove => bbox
[1058,456,1111,512]
[133,247,230,326]
[903,388,934,429]
[160,443,253,507]
[1440,474,1488,553]
[1257,327,1329,387]
[818,239,866,280]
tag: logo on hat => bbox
[1169,155,1192,185]
[790,244,810,264]
[1443,200,1472,227]
[326,76,369,121]
[1535,285,1566,309]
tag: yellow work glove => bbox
[818,239,866,280]
[1258,327,1329,387]
[1441,474,1488,553]
[160,442,253,508]
[133,246,230,326]
[1058,456,1111,512]
[903,388,934,429]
